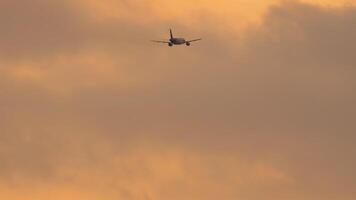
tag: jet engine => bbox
[186,42,191,46]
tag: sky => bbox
[1,0,356,199]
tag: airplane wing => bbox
[151,40,170,43]
[187,38,202,42]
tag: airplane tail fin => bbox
[170,29,173,39]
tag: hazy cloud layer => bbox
[0,1,356,200]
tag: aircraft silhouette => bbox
[152,29,202,47]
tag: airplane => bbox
[152,29,202,47]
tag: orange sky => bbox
[1,0,356,200]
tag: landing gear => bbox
[168,43,173,47]
[186,42,191,46]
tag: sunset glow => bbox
[1,0,355,200]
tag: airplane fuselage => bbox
[170,38,186,45]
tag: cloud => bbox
[0,1,356,200]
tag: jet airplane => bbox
[152,29,202,47]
